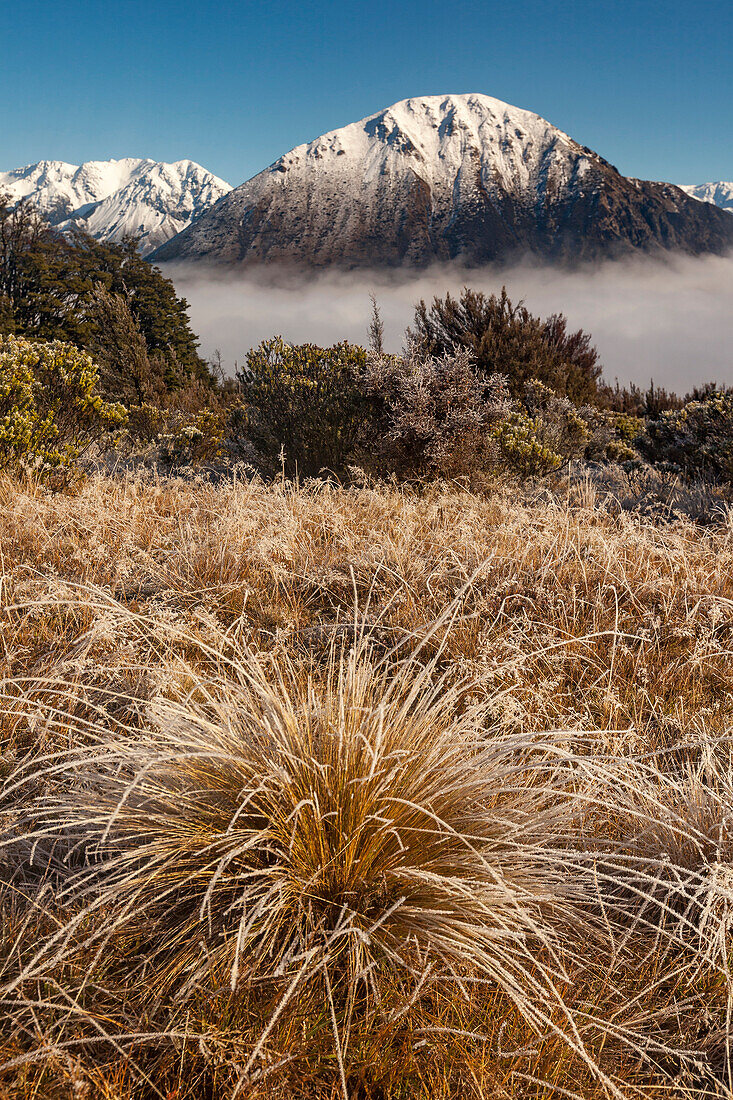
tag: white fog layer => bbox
[167,255,733,392]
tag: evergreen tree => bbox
[87,284,165,405]
[0,195,211,394]
[367,294,385,355]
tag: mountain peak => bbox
[679,181,733,213]
[0,157,231,255]
[271,93,581,194]
[154,92,733,269]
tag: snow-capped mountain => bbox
[679,181,733,213]
[0,158,231,256]
[152,94,733,268]
[0,158,149,222]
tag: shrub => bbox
[114,400,229,472]
[521,380,591,458]
[491,410,566,478]
[409,286,602,405]
[157,407,227,470]
[364,346,512,479]
[639,389,733,482]
[234,337,371,477]
[581,409,644,463]
[599,378,683,417]
[0,335,126,481]
[365,350,591,483]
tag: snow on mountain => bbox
[0,159,152,222]
[679,182,733,213]
[152,93,733,268]
[58,160,232,255]
[0,158,231,256]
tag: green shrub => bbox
[639,390,733,482]
[409,287,602,405]
[0,335,125,480]
[521,380,591,459]
[234,338,371,477]
[490,410,565,479]
[582,410,644,463]
[87,284,167,406]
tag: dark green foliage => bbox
[0,196,45,331]
[639,389,733,483]
[234,338,371,477]
[0,193,210,395]
[410,287,602,405]
[599,378,684,417]
[87,284,166,405]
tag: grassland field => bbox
[1,468,733,1099]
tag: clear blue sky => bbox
[3,0,731,186]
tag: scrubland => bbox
[1,469,733,1098]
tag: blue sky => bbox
[3,0,731,186]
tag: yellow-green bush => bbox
[157,407,227,470]
[0,335,126,481]
[491,409,565,478]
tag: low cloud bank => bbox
[167,255,733,393]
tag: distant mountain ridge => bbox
[0,158,231,256]
[679,181,733,213]
[151,93,733,269]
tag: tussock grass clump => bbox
[2,619,611,1089]
[47,651,589,990]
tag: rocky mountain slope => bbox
[151,94,733,269]
[679,181,733,213]
[0,158,231,255]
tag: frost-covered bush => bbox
[640,390,733,482]
[226,332,625,487]
[596,411,644,462]
[157,408,227,471]
[521,380,591,462]
[490,410,566,479]
[364,346,512,479]
[0,335,126,481]
[365,350,590,482]
[520,385,643,468]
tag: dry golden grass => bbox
[1,470,733,1098]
